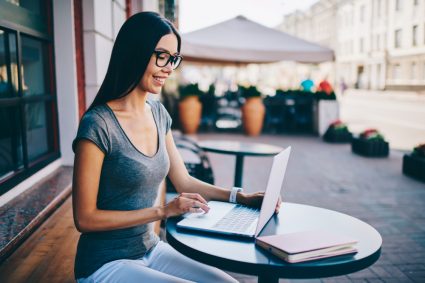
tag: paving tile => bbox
[321,276,352,283]
[398,264,425,273]
[370,265,394,278]
[290,279,322,283]
[409,272,425,283]
[348,268,379,279]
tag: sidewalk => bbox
[194,133,425,283]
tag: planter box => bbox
[313,100,339,136]
[403,154,425,182]
[351,137,389,157]
[323,128,352,143]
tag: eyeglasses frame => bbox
[152,50,183,70]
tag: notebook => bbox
[176,146,291,238]
[255,230,358,263]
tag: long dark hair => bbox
[88,12,181,109]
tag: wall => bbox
[54,0,80,166]
[82,0,127,107]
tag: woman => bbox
[72,12,280,283]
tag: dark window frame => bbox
[394,29,402,48]
[412,25,418,46]
[0,0,59,195]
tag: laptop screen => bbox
[255,146,291,236]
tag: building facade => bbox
[279,0,425,92]
[0,0,178,199]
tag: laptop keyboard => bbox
[212,205,260,233]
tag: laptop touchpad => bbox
[178,201,236,228]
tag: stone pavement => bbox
[192,133,425,283]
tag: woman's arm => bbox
[72,140,209,233]
[166,132,251,204]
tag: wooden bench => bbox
[0,197,78,283]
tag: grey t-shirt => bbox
[72,99,172,279]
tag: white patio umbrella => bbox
[181,16,334,64]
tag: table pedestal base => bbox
[258,274,278,283]
[234,155,244,187]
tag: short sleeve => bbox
[159,102,173,134]
[72,110,110,154]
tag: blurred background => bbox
[1,0,424,194]
[0,1,425,282]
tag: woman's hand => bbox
[164,193,210,218]
[239,192,282,214]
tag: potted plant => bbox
[351,129,389,157]
[323,119,352,143]
[240,85,265,136]
[403,143,425,182]
[314,90,337,101]
[178,83,203,134]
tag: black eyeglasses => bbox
[152,50,183,70]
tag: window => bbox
[377,64,381,88]
[377,34,380,50]
[6,0,44,15]
[160,0,177,23]
[0,29,23,180]
[411,63,418,80]
[360,6,365,23]
[414,0,419,5]
[413,25,418,46]
[423,63,425,80]
[393,64,401,80]
[395,0,401,11]
[360,38,364,53]
[0,0,59,194]
[394,29,402,48]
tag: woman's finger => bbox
[181,192,208,204]
[189,207,204,213]
[274,196,282,213]
[275,196,282,206]
[187,199,210,213]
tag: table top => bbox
[166,202,382,279]
[198,140,284,156]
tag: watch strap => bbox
[229,187,243,203]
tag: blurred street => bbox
[340,90,425,151]
[192,133,425,283]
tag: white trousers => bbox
[77,241,238,283]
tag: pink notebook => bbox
[256,230,358,263]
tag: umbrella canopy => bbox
[181,16,334,64]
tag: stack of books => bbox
[255,230,358,263]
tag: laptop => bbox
[177,146,291,238]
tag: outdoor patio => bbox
[1,132,424,282]
[196,133,425,282]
